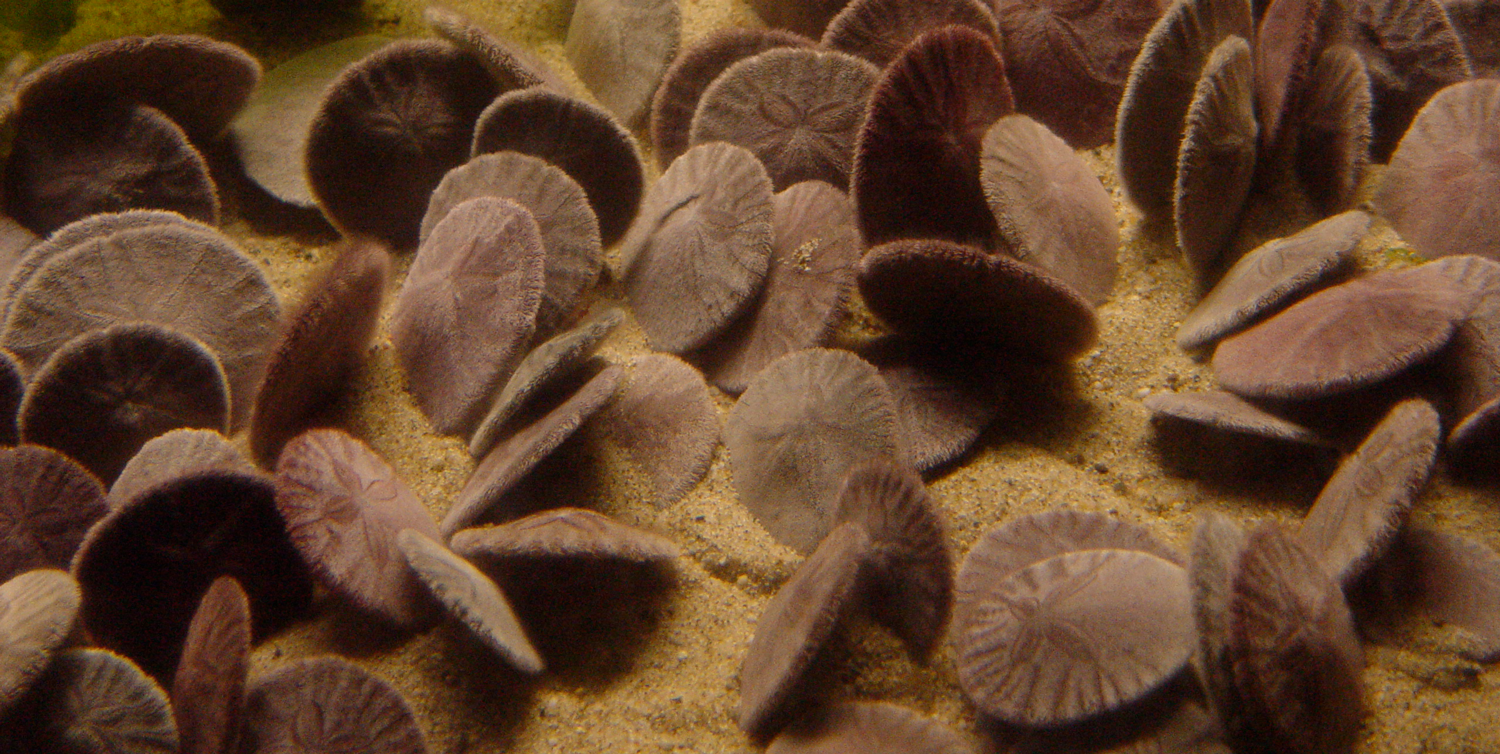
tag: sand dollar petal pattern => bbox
[565,0,680,127]
[0,446,105,581]
[822,0,1000,68]
[170,576,250,754]
[240,656,427,754]
[0,568,79,713]
[19,648,177,754]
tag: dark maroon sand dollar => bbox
[18,323,230,484]
[823,0,999,68]
[274,429,440,629]
[650,27,813,171]
[396,528,544,675]
[1299,398,1438,585]
[565,0,680,126]
[690,48,879,190]
[1142,390,1327,446]
[19,648,177,754]
[248,238,390,466]
[739,521,870,737]
[851,26,1013,250]
[390,196,544,436]
[700,180,859,394]
[981,114,1119,306]
[0,349,19,445]
[1174,35,1258,281]
[832,460,952,657]
[747,0,850,37]
[857,239,1099,360]
[229,35,392,208]
[425,5,567,93]
[240,656,426,754]
[993,0,1167,149]
[767,701,974,754]
[0,569,79,713]
[72,469,311,680]
[1225,523,1364,754]
[0,446,105,581]
[619,141,774,354]
[443,365,622,536]
[11,34,258,141]
[305,39,500,250]
[3,101,219,236]
[1350,0,1472,161]
[421,152,601,336]
[1374,79,1500,262]
[953,548,1194,726]
[1253,0,1335,152]
[1177,210,1368,350]
[1400,527,1500,661]
[110,429,255,511]
[450,508,680,561]
[469,308,624,458]
[1211,261,1474,399]
[860,337,1005,471]
[170,576,249,754]
[2,222,280,431]
[724,348,902,554]
[1116,0,1254,214]
[471,87,645,247]
[596,354,718,507]
[1292,45,1372,216]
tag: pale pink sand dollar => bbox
[597,354,718,507]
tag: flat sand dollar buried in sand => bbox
[565,0,680,127]
[620,141,774,354]
[240,656,426,754]
[724,348,902,554]
[0,445,105,581]
[18,648,178,753]
[0,569,79,713]
[390,196,545,436]
[1174,35,1258,281]
[595,353,718,508]
[170,576,249,754]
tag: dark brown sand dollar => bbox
[1253,0,1333,152]
[1293,45,1372,215]
[241,656,426,754]
[0,349,19,445]
[993,0,1167,148]
[1226,523,1364,754]
[748,0,850,37]
[980,114,1119,306]
[1142,390,1327,446]
[274,429,440,629]
[1351,0,1472,161]
[851,26,1013,249]
[471,87,645,247]
[19,323,231,484]
[0,569,79,712]
[443,365,622,536]
[701,180,859,394]
[1298,398,1438,585]
[1442,256,1500,449]
[1116,0,1254,214]
[170,576,249,754]
[860,337,1005,471]
[470,308,623,458]
[389,196,545,435]
[229,36,392,208]
[12,34,258,141]
[953,548,1194,726]
[396,528,544,675]
[1177,210,1368,350]
[23,648,177,754]
[690,48,879,190]
[0,446,105,581]
[0,219,28,312]
[1174,35,1258,281]
[566,0,680,126]
[598,354,718,507]
[248,239,390,466]
[1212,262,1473,398]
[767,701,974,754]
[724,348,902,554]
[1188,512,1249,727]
[425,5,566,93]
[110,429,255,511]
[1400,527,1500,661]
[619,141,774,353]
[72,469,311,680]
[823,0,999,68]
[1442,0,1500,76]
[305,39,499,249]
[739,522,871,736]
[421,152,601,336]
[833,460,952,657]
[650,28,813,170]
[3,222,280,430]
[2,102,219,236]
[450,508,680,561]
[1374,79,1500,261]
[857,239,1099,360]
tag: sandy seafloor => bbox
[5,0,1500,751]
